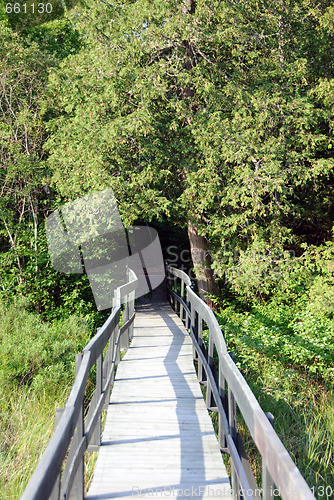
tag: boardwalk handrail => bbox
[21,268,138,500]
[166,265,315,500]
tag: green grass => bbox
[0,297,92,499]
[0,296,124,499]
[0,386,72,499]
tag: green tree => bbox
[45,0,334,301]
[0,24,52,294]
[0,13,87,314]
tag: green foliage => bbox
[0,203,105,321]
[4,0,80,31]
[0,298,93,498]
[213,292,334,491]
[44,0,334,302]
[0,1,10,26]
[301,242,334,319]
[218,301,334,383]
[0,2,334,493]
[22,17,84,59]
[0,12,90,321]
[0,25,52,312]
[0,297,91,391]
[1,0,333,315]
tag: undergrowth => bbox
[0,297,92,499]
[210,295,334,498]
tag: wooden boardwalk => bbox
[86,297,232,499]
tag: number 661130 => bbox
[6,3,53,14]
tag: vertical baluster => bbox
[176,278,180,314]
[90,354,102,449]
[120,297,129,350]
[218,364,227,450]
[113,287,120,309]
[180,280,184,323]
[193,311,199,361]
[50,409,64,500]
[113,288,121,365]
[206,333,214,409]
[262,462,274,500]
[69,354,84,500]
[190,303,196,361]
[228,387,239,500]
[104,327,117,410]
[115,322,121,366]
[99,325,108,407]
[129,288,135,341]
[197,316,206,384]
[186,287,191,330]
[126,297,130,347]
[262,413,275,500]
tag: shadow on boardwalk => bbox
[86,289,231,499]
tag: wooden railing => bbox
[21,268,137,500]
[166,265,315,500]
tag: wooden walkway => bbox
[86,297,232,499]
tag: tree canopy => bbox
[0,0,334,305]
[43,0,334,299]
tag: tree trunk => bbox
[181,1,219,309]
[187,220,220,309]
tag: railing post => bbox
[228,385,239,500]
[129,288,135,341]
[89,353,103,450]
[262,413,275,500]
[50,409,64,500]
[175,277,180,314]
[120,298,129,351]
[69,353,85,500]
[190,304,197,362]
[115,322,121,366]
[113,289,121,365]
[104,328,116,410]
[113,287,121,309]
[193,310,199,361]
[185,286,191,330]
[120,269,130,350]
[206,334,215,409]
[100,326,108,384]
[218,366,227,450]
[180,280,184,323]
[197,316,206,384]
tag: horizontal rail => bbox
[83,309,120,369]
[167,266,192,287]
[166,265,315,500]
[21,268,138,500]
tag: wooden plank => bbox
[86,300,232,500]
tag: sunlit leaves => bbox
[43,0,334,300]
